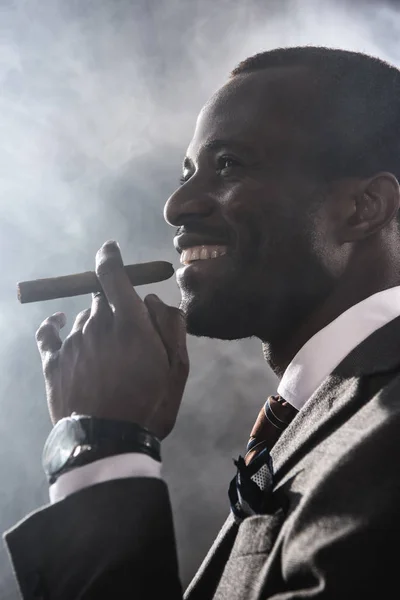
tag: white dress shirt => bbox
[50,286,400,504]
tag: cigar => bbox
[17,261,174,304]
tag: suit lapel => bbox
[184,514,238,600]
[272,315,400,479]
[271,373,360,478]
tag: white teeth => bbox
[180,249,190,264]
[191,247,200,261]
[180,245,228,265]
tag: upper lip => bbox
[174,233,231,254]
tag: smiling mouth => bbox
[180,245,229,265]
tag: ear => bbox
[343,172,400,241]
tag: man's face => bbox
[164,67,341,343]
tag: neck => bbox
[263,245,400,378]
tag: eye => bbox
[216,155,241,174]
[179,155,241,185]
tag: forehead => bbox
[187,66,318,159]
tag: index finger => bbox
[95,241,145,319]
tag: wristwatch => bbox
[42,414,161,484]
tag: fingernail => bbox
[96,241,123,272]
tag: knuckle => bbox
[77,308,91,321]
[81,316,95,333]
[82,315,106,335]
[63,330,82,347]
[35,326,44,342]
[72,309,91,330]
[42,354,58,377]
[35,320,52,342]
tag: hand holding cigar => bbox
[34,241,188,439]
[17,260,174,304]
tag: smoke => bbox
[0,0,399,595]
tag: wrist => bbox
[42,414,161,484]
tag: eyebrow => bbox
[203,139,255,153]
[183,139,258,166]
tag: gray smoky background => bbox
[0,0,399,596]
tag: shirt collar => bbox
[277,286,400,411]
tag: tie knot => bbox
[245,395,298,465]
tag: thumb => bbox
[144,294,188,367]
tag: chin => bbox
[180,292,259,340]
[177,257,263,339]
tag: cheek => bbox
[306,206,350,277]
[221,183,277,245]
[220,179,324,269]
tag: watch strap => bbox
[78,415,161,458]
[44,415,161,484]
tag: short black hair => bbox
[231,46,400,185]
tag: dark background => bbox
[0,0,399,597]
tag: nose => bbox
[164,182,215,226]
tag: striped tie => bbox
[229,395,298,523]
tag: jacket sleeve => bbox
[4,477,183,600]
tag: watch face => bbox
[42,417,86,478]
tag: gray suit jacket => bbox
[5,317,400,599]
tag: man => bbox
[5,46,400,599]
